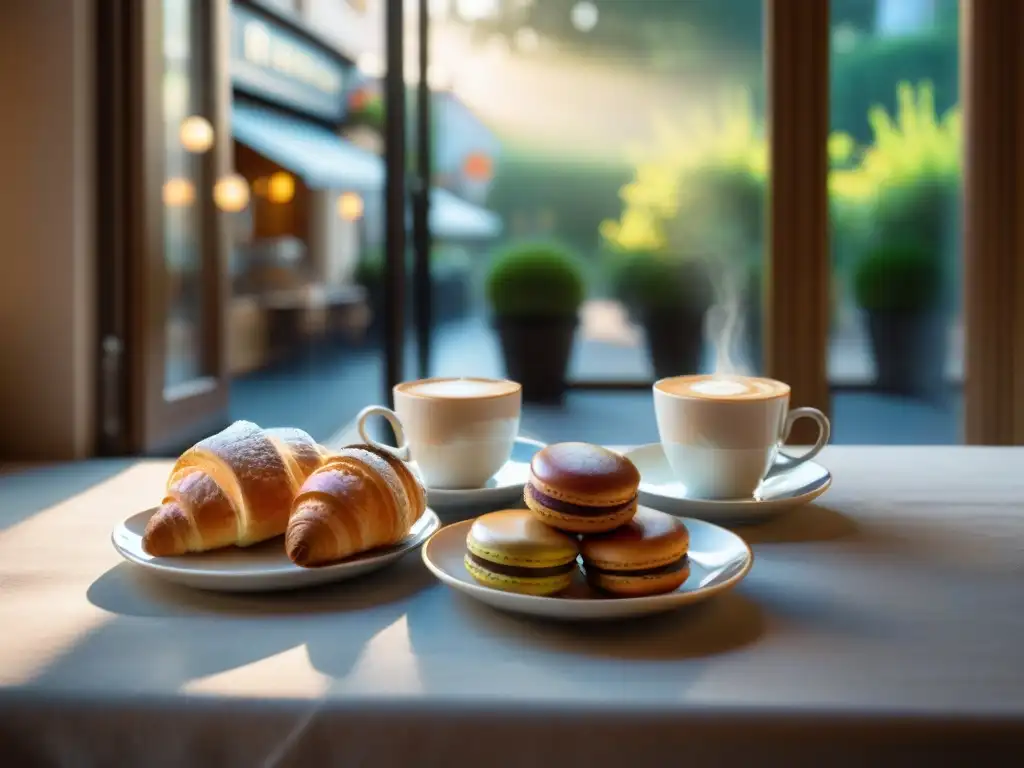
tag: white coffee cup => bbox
[356,377,522,490]
[653,374,830,500]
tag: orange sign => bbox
[463,152,494,182]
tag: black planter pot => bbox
[865,310,947,399]
[640,310,705,380]
[495,317,577,403]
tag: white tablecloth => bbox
[1,447,1023,766]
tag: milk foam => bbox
[406,378,517,398]
[690,379,751,397]
[661,375,785,400]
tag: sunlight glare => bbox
[571,2,599,33]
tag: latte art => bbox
[657,374,788,401]
[401,377,520,399]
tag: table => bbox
[1,447,1023,766]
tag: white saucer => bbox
[624,443,832,524]
[421,514,752,622]
[418,436,545,518]
[112,508,440,593]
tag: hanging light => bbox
[570,2,599,33]
[162,177,196,207]
[213,174,250,212]
[179,116,214,153]
[337,191,365,221]
[267,171,295,203]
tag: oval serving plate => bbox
[112,507,440,592]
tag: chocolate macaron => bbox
[464,510,580,596]
[579,507,690,597]
[525,442,640,534]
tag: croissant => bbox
[285,444,426,567]
[142,420,326,556]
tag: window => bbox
[827,0,962,443]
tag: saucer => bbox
[417,436,545,518]
[623,443,832,524]
[421,514,752,621]
[111,508,441,592]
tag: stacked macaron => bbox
[463,442,690,598]
[524,442,640,534]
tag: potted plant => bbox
[853,240,945,398]
[485,242,585,403]
[609,251,713,378]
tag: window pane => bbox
[221,3,387,444]
[162,0,207,390]
[425,0,767,442]
[829,0,962,443]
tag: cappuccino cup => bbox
[654,374,830,500]
[356,377,522,489]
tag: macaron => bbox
[464,509,580,596]
[579,507,690,597]
[524,442,640,534]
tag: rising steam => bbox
[703,259,753,378]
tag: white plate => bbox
[418,436,545,518]
[421,513,752,621]
[624,443,832,524]
[112,508,440,592]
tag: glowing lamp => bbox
[179,116,214,153]
[337,191,364,221]
[162,177,196,207]
[213,174,250,213]
[267,171,295,203]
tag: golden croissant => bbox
[142,420,326,556]
[286,445,426,567]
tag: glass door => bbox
[98,0,232,455]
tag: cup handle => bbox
[515,436,547,451]
[355,405,410,461]
[778,407,831,468]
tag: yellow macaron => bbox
[464,509,580,596]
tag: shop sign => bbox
[230,3,348,122]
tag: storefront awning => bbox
[233,101,502,241]
[232,102,383,190]
[430,188,503,241]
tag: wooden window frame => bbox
[125,0,233,454]
[961,0,1024,444]
[765,0,831,444]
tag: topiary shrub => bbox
[853,241,942,313]
[608,251,713,316]
[485,241,585,319]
